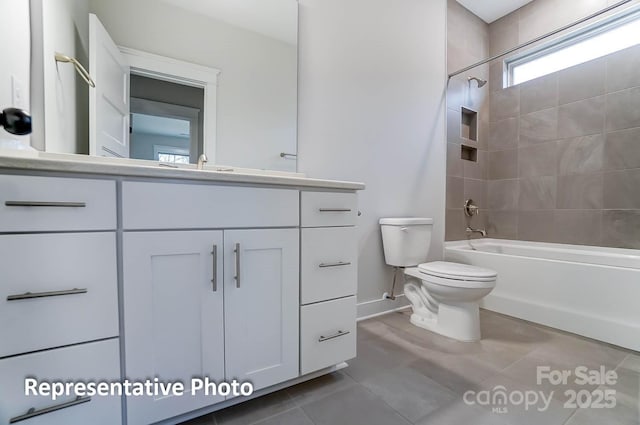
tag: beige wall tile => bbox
[488,179,520,210]
[604,127,640,171]
[489,149,519,180]
[557,173,604,209]
[552,210,603,246]
[603,169,640,209]
[518,176,557,210]
[558,96,605,138]
[602,210,640,249]
[557,134,604,175]
[605,87,640,132]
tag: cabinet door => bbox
[123,231,224,425]
[224,229,299,392]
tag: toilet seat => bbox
[405,261,496,289]
[419,261,496,280]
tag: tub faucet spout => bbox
[466,226,487,237]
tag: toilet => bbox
[380,218,497,342]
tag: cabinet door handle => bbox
[318,208,352,212]
[211,244,218,292]
[318,330,350,342]
[234,243,241,288]
[319,261,352,268]
[9,396,91,423]
[7,288,88,301]
[5,201,86,208]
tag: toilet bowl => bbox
[404,262,496,341]
[379,218,497,342]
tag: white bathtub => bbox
[445,239,640,351]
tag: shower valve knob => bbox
[464,199,480,217]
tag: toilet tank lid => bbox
[379,217,433,226]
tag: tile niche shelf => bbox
[460,107,478,142]
[460,107,478,162]
[461,144,477,162]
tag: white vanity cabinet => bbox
[0,166,362,425]
[121,181,300,424]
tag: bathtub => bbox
[445,239,640,351]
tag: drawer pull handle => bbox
[7,288,88,301]
[9,396,91,423]
[319,261,352,268]
[318,208,352,213]
[211,244,218,292]
[319,330,350,342]
[5,201,86,208]
[234,243,241,288]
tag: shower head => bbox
[468,76,487,88]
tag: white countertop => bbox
[0,151,365,191]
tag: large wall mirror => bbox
[29,0,298,172]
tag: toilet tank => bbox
[379,218,433,267]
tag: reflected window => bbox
[156,146,190,164]
[506,8,640,86]
[131,112,195,163]
[157,153,189,164]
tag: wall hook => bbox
[55,52,96,88]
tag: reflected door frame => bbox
[119,47,220,163]
[130,98,199,163]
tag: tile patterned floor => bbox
[181,309,640,425]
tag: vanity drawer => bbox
[0,339,122,425]
[122,181,299,229]
[301,191,358,227]
[0,233,119,357]
[300,296,356,375]
[301,227,357,304]
[0,174,116,232]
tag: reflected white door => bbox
[89,13,129,158]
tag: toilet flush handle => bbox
[400,227,409,232]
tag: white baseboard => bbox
[357,294,410,321]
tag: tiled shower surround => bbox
[446,0,640,249]
[445,0,490,242]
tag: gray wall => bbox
[298,0,447,313]
[446,0,640,249]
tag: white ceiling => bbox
[456,0,535,23]
[159,0,298,45]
